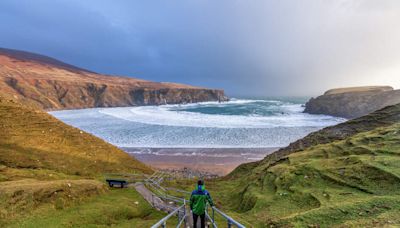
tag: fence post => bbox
[212,207,215,224]
[184,199,187,223]
[228,220,232,228]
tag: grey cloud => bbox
[0,0,399,96]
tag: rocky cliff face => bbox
[0,48,228,110]
[304,86,400,119]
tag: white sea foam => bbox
[50,98,346,148]
[98,100,344,129]
[124,148,269,158]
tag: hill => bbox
[304,86,400,118]
[0,96,151,176]
[0,48,195,226]
[0,47,227,110]
[0,96,165,226]
[219,104,400,227]
[230,103,400,180]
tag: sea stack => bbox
[304,86,400,119]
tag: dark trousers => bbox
[193,213,205,228]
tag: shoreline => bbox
[122,147,279,176]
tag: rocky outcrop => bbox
[0,48,228,110]
[304,86,400,119]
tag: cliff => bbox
[304,86,400,119]
[0,48,228,110]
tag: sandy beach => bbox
[123,147,279,175]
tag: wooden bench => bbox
[106,179,127,188]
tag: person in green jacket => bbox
[190,180,214,228]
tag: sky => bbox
[0,0,399,97]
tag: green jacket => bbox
[190,185,214,215]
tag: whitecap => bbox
[50,98,346,148]
[98,100,344,129]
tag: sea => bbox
[49,97,345,164]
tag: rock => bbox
[304,86,400,119]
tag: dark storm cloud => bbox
[1,0,399,96]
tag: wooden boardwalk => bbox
[130,172,245,227]
[134,182,172,212]
[134,182,192,227]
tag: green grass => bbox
[9,188,166,228]
[0,179,106,223]
[0,97,162,227]
[229,103,400,181]
[207,123,400,227]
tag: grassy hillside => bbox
[215,104,400,227]
[230,104,400,180]
[10,189,166,228]
[0,96,151,176]
[0,96,164,226]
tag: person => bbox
[190,180,214,228]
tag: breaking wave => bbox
[50,98,345,148]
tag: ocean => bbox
[50,97,345,149]
[50,97,346,173]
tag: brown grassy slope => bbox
[0,96,152,176]
[0,48,227,110]
[229,103,400,179]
